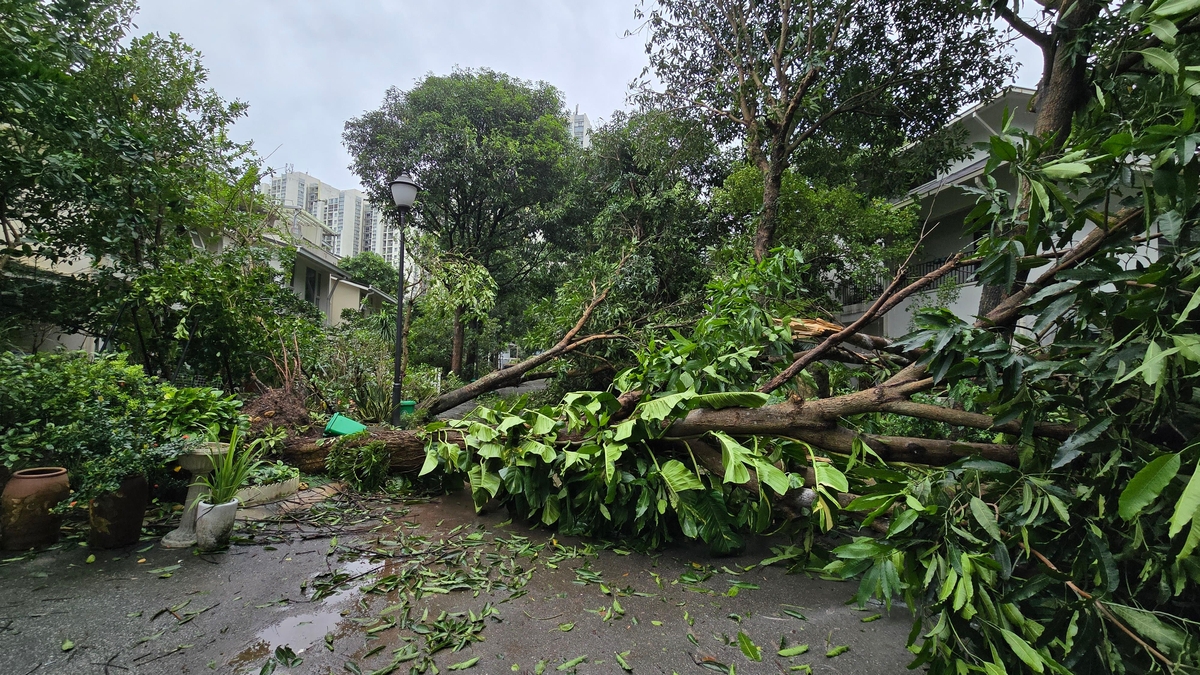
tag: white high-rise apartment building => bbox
[263,170,394,262]
[569,106,591,148]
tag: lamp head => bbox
[389,174,420,210]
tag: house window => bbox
[305,268,319,305]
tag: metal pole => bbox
[391,209,407,426]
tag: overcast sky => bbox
[132,1,1041,192]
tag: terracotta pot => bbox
[195,499,238,551]
[1,467,70,551]
[88,475,149,549]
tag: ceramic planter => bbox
[194,498,238,551]
[88,474,149,549]
[1,467,70,551]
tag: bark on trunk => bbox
[282,428,438,474]
[753,156,786,263]
[451,304,465,376]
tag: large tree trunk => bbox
[282,428,434,474]
[753,148,787,262]
[450,304,465,376]
[977,0,1101,317]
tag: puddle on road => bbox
[228,560,372,672]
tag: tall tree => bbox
[344,69,572,375]
[338,251,398,292]
[635,0,1010,260]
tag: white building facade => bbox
[569,107,592,148]
[263,170,396,262]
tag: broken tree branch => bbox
[758,254,965,394]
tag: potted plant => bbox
[194,428,261,551]
[74,427,193,549]
[236,460,301,507]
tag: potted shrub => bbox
[236,460,301,507]
[74,427,193,549]
[194,429,261,551]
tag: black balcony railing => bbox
[835,258,979,307]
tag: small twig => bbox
[1026,546,1174,669]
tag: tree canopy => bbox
[344,68,574,374]
[635,0,1010,259]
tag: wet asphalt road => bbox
[0,490,916,675]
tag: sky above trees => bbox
[132,0,1042,192]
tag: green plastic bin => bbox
[325,412,368,436]
[399,400,417,416]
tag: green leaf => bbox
[1119,454,1181,520]
[886,508,921,538]
[813,462,848,493]
[638,391,694,421]
[1169,466,1200,537]
[1148,17,1179,44]
[604,442,626,483]
[1041,162,1092,179]
[777,644,809,657]
[754,461,789,495]
[61,639,74,651]
[1175,288,1200,326]
[689,391,770,410]
[468,464,501,500]
[1053,417,1114,469]
[712,432,752,484]
[999,628,1043,673]
[990,136,1017,161]
[1151,0,1200,19]
[542,495,560,525]
[557,655,588,670]
[448,657,480,670]
[497,415,524,432]
[737,631,762,662]
[1140,47,1180,74]
[1106,604,1188,656]
[529,412,557,435]
[660,459,704,492]
[418,449,440,477]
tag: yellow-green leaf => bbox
[1119,454,1180,520]
[1169,466,1200,537]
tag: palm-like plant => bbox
[198,428,261,504]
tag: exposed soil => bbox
[242,388,317,439]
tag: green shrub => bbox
[0,351,156,470]
[145,385,246,441]
[324,432,389,492]
[247,460,299,486]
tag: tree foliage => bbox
[635,0,1010,259]
[344,68,574,374]
[339,251,399,292]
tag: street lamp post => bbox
[389,175,419,426]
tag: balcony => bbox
[835,257,980,307]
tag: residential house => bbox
[836,87,1162,339]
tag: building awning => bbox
[334,278,397,306]
[294,245,346,279]
[899,157,991,205]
